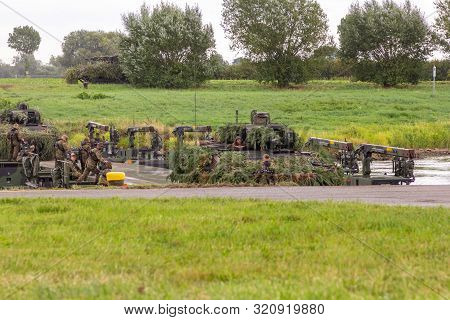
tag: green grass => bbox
[0,198,448,299]
[0,78,449,148]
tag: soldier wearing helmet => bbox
[55,135,69,156]
[54,134,70,170]
[77,142,108,183]
[79,138,91,171]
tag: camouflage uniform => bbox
[68,159,82,180]
[52,135,70,188]
[6,126,22,161]
[77,145,107,183]
[97,161,112,186]
[256,155,275,185]
[20,145,40,187]
[80,140,91,171]
[54,136,70,169]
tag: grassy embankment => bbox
[0,78,449,148]
[0,198,448,299]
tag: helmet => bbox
[13,123,20,129]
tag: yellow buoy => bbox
[106,172,126,186]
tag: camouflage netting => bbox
[217,124,301,151]
[169,146,344,186]
[0,125,59,161]
[218,125,245,144]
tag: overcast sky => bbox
[0,0,439,64]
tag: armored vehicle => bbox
[212,111,298,159]
[0,102,48,131]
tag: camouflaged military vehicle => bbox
[0,102,49,131]
[214,110,298,158]
[0,160,53,188]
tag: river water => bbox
[370,156,450,186]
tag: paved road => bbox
[0,185,449,207]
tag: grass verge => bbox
[0,198,448,299]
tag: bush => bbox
[420,60,450,81]
[65,61,126,84]
[75,92,111,100]
[221,59,258,80]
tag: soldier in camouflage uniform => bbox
[97,160,112,186]
[68,152,83,180]
[256,154,275,185]
[54,135,70,169]
[52,135,70,187]
[6,124,24,161]
[77,142,108,183]
[79,138,91,171]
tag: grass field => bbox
[0,198,448,299]
[0,78,449,148]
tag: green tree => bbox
[0,60,15,78]
[53,30,121,68]
[120,3,215,88]
[7,26,41,75]
[338,0,433,87]
[222,0,329,87]
[207,53,229,79]
[224,58,258,80]
[434,0,450,55]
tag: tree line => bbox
[1,0,449,87]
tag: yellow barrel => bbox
[106,172,126,186]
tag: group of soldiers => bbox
[7,124,40,187]
[6,124,112,187]
[53,135,112,186]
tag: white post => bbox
[432,65,436,97]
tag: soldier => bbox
[54,135,70,169]
[20,144,40,188]
[232,136,245,151]
[79,78,89,89]
[68,152,83,180]
[97,161,113,186]
[80,138,91,171]
[362,152,372,177]
[94,132,103,144]
[77,142,108,183]
[256,154,275,185]
[6,124,24,161]
[52,135,69,188]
